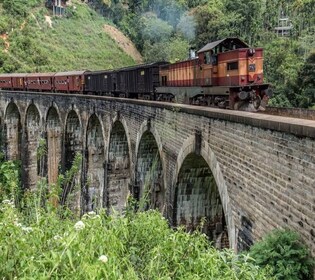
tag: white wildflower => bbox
[2,200,14,208]
[14,220,23,227]
[74,220,85,231]
[21,226,33,233]
[88,211,96,216]
[53,235,62,240]
[98,255,108,263]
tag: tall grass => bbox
[0,200,273,279]
[0,152,272,279]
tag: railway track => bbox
[261,106,315,120]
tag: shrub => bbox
[249,229,314,280]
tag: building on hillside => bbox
[46,0,67,16]
[274,14,293,37]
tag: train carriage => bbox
[115,62,167,99]
[0,74,13,90]
[54,70,87,93]
[26,73,55,92]
[0,73,27,91]
[84,70,114,95]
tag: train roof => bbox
[85,69,115,75]
[54,70,88,76]
[118,61,169,71]
[197,37,249,53]
[26,73,56,77]
[0,73,28,77]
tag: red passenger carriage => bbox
[54,71,87,93]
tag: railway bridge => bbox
[0,91,314,255]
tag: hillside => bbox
[0,0,138,73]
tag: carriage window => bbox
[227,61,238,71]
[203,52,211,64]
[140,70,145,76]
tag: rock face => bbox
[1,91,315,256]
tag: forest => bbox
[0,0,314,107]
[90,0,315,108]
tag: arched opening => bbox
[63,110,82,208]
[65,110,81,171]
[4,102,21,161]
[25,104,41,189]
[135,131,164,211]
[107,121,130,213]
[46,107,61,185]
[174,153,229,248]
[85,114,104,211]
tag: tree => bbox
[295,52,315,108]
[141,13,173,44]
[250,229,314,280]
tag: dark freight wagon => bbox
[84,70,115,95]
[115,62,167,99]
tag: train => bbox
[0,37,272,111]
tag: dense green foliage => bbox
[0,0,134,72]
[0,188,273,279]
[91,0,315,107]
[249,229,314,280]
[0,206,274,279]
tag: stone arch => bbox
[107,120,131,213]
[46,106,62,185]
[62,110,82,209]
[85,114,105,211]
[24,103,41,189]
[64,110,82,171]
[4,102,22,161]
[135,130,164,212]
[173,136,236,250]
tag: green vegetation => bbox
[0,203,273,279]
[249,229,314,280]
[0,0,135,72]
[0,157,273,279]
[0,151,313,279]
[91,0,315,108]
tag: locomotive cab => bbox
[197,38,269,110]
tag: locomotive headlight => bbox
[241,76,245,82]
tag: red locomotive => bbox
[157,37,271,110]
[0,37,271,111]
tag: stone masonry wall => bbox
[0,91,314,257]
